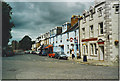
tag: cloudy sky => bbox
[8,2,94,44]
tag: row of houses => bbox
[32,0,119,63]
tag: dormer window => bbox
[83,13,86,23]
[89,6,94,20]
[97,7,102,17]
[90,10,93,19]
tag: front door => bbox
[99,46,104,61]
[61,46,64,53]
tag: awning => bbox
[45,45,53,49]
[44,45,49,49]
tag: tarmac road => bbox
[2,53,119,80]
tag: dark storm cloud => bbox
[8,2,93,42]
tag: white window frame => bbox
[82,28,85,38]
[82,45,86,55]
[89,10,93,20]
[67,45,69,50]
[83,14,86,23]
[75,30,76,37]
[97,7,102,17]
[90,25,94,37]
[114,4,119,14]
[98,22,103,35]
[67,33,69,39]
[94,43,97,55]
[90,44,94,55]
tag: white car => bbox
[35,51,40,55]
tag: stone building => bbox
[79,0,119,62]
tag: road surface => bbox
[2,54,119,79]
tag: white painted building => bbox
[79,0,119,62]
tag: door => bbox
[99,46,104,61]
[61,46,64,53]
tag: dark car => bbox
[31,51,36,54]
[24,50,30,54]
[54,52,68,60]
[41,50,47,56]
[6,50,15,57]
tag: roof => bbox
[63,22,79,34]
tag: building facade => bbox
[79,0,119,62]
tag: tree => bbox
[2,1,14,56]
[2,2,14,48]
[19,35,32,50]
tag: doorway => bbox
[99,46,104,61]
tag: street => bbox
[2,54,118,79]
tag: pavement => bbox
[68,57,118,67]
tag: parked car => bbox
[31,51,36,54]
[6,50,15,57]
[55,52,68,60]
[35,51,40,55]
[41,50,47,56]
[49,53,55,58]
[24,50,30,54]
[29,50,33,54]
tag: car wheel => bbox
[66,57,68,60]
[58,57,60,59]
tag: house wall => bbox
[109,1,119,62]
[79,1,119,62]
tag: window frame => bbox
[82,28,85,38]
[90,44,94,55]
[67,33,69,39]
[89,25,94,37]
[98,22,104,35]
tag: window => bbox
[90,25,94,37]
[86,45,88,54]
[115,4,119,14]
[98,7,102,17]
[83,14,86,23]
[75,30,76,37]
[56,36,58,43]
[90,44,94,55]
[83,45,85,54]
[99,10,102,17]
[90,10,93,19]
[67,45,69,50]
[94,43,97,55]
[99,22,103,35]
[82,28,85,38]
[67,33,69,39]
[116,6,119,13]
[60,34,62,42]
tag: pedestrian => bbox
[72,49,74,59]
[77,49,79,59]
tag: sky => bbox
[7,1,94,44]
